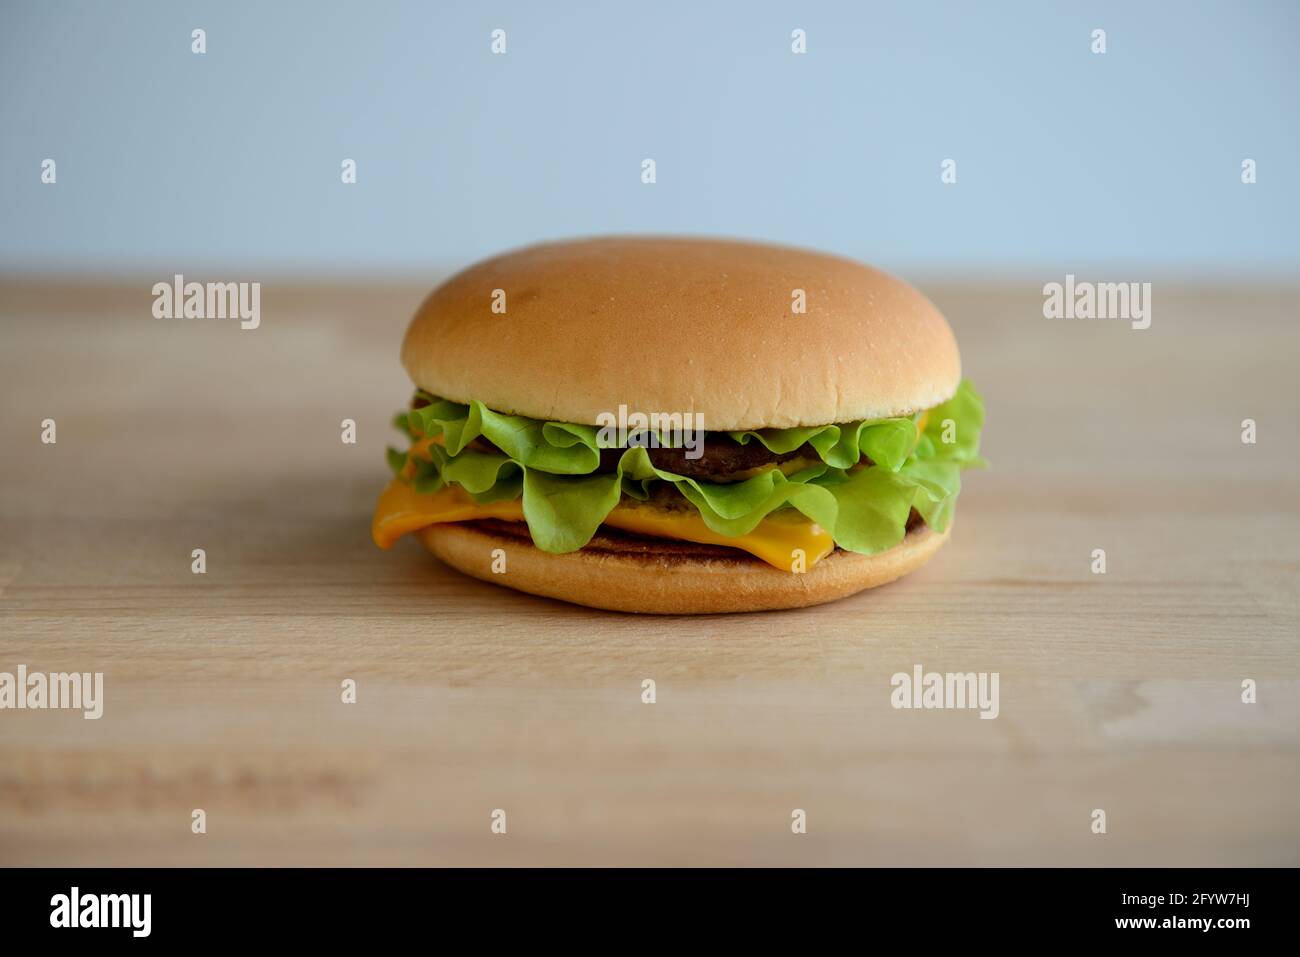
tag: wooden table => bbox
[1,279,1296,866]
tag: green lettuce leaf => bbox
[727,416,920,471]
[387,380,986,558]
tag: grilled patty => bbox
[598,437,814,481]
[465,508,926,559]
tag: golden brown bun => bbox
[414,521,950,615]
[402,236,961,429]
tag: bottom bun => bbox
[414,519,951,615]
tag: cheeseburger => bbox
[372,237,984,613]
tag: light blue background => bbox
[2,0,1297,277]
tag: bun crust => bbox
[415,522,951,614]
[402,237,961,430]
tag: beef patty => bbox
[463,509,925,563]
[598,436,816,481]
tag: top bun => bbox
[401,236,961,430]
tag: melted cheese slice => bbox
[372,479,833,572]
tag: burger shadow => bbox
[209,469,577,618]
[223,471,846,641]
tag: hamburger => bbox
[372,237,985,614]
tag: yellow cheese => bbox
[604,497,834,571]
[371,480,834,572]
[372,479,526,548]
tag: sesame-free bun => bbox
[415,521,951,615]
[402,237,962,430]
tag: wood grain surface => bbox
[1,279,1297,866]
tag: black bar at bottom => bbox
[0,867,1278,942]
